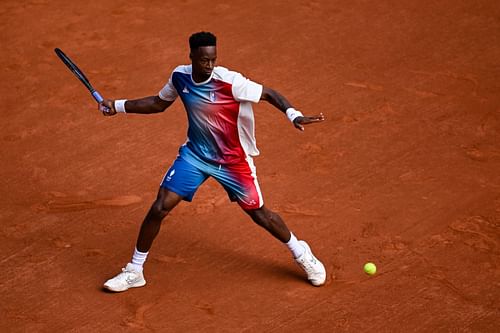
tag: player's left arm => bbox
[260,86,324,131]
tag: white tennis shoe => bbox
[295,241,326,286]
[103,263,146,292]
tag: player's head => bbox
[189,31,216,50]
[189,32,217,82]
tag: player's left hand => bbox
[293,113,325,131]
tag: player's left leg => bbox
[211,157,326,286]
[243,205,290,242]
[244,206,327,286]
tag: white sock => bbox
[286,232,305,259]
[130,247,148,272]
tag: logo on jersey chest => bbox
[209,91,216,102]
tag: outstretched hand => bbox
[293,113,325,131]
[98,99,116,116]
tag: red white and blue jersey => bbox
[159,65,263,165]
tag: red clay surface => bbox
[2,0,500,332]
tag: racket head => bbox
[54,48,95,92]
[54,48,110,111]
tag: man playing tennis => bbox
[101,32,326,292]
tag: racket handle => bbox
[92,90,111,112]
[92,90,104,103]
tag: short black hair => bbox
[189,31,217,50]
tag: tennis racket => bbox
[54,48,110,112]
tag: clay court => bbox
[2,0,499,331]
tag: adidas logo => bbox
[182,86,189,94]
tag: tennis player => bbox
[101,32,326,292]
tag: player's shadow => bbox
[199,238,306,283]
[178,227,307,284]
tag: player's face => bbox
[190,46,217,82]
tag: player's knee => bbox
[151,200,171,220]
[249,208,272,227]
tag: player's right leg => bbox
[135,188,184,253]
[104,152,207,292]
[103,188,183,292]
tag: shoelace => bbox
[116,268,138,282]
[299,254,320,276]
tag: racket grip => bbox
[92,90,104,103]
[93,91,111,112]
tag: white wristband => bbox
[285,108,303,123]
[114,99,127,113]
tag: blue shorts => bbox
[160,145,264,210]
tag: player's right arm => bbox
[99,96,173,116]
[100,68,180,116]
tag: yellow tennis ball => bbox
[364,262,377,275]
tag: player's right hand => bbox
[99,99,116,116]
